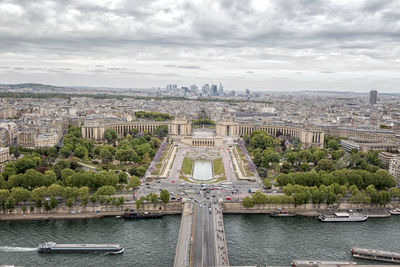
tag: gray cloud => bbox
[177,65,200,69]
[0,0,399,91]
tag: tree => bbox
[136,196,146,210]
[66,198,74,210]
[115,149,138,163]
[349,185,359,196]
[285,152,299,166]
[78,186,89,199]
[0,189,10,213]
[31,186,48,202]
[299,163,310,172]
[147,193,158,206]
[153,125,168,139]
[263,179,272,189]
[50,196,58,210]
[43,170,57,186]
[10,187,30,203]
[100,149,113,164]
[81,195,89,210]
[43,200,51,212]
[142,153,151,164]
[160,190,170,205]
[60,147,72,158]
[15,157,38,174]
[116,196,124,209]
[53,160,70,179]
[366,184,377,196]
[74,145,88,159]
[242,196,255,207]
[293,191,310,206]
[133,166,146,177]
[48,184,63,198]
[311,190,325,205]
[90,194,97,211]
[127,176,140,193]
[96,185,116,197]
[249,130,279,150]
[327,140,339,150]
[118,172,128,184]
[326,192,337,205]
[104,129,118,144]
[62,186,79,200]
[316,159,335,172]
[6,197,15,211]
[61,168,75,185]
[2,162,17,180]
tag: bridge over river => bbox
[174,202,229,267]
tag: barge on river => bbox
[270,209,296,217]
[38,242,124,254]
[318,212,368,222]
[292,260,356,266]
[122,210,163,220]
[351,247,400,263]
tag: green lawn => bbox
[213,158,225,176]
[180,157,193,176]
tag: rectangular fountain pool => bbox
[192,160,213,181]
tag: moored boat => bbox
[351,247,400,263]
[269,209,296,217]
[291,259,356,266]
[318,212,367,222]
[389,208,400,215]
[122,210,163,220]
[38,242,124,254]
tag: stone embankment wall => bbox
[0,200,396,221]
[0,201,183,221]
[222,202,394,216]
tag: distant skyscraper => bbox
[166,84,177,91]
[202,84,209,95]
[218,83,224,96]
[211,84,218,96]
[245,89,250,96]
[370,90,377,105]
[190,84,198,94]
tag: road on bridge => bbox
[192,202,216,267]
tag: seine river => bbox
[1,215,400,266]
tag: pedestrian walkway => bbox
[174,202,194,267]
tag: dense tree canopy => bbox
[134,111,173,121]
[276,169,395,190]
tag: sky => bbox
[0,0,399,92]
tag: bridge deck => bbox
[191,202,229,267]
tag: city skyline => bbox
[0,0,399,92]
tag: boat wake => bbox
[101,248,124,256]
[0,246,37,252]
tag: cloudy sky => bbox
[0,0,399,92]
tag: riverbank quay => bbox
[221,202,392,217]
[0,201,183,221]
[0,201,395,221]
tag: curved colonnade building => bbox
[81,118,325,147]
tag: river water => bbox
[1,215,400,266]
